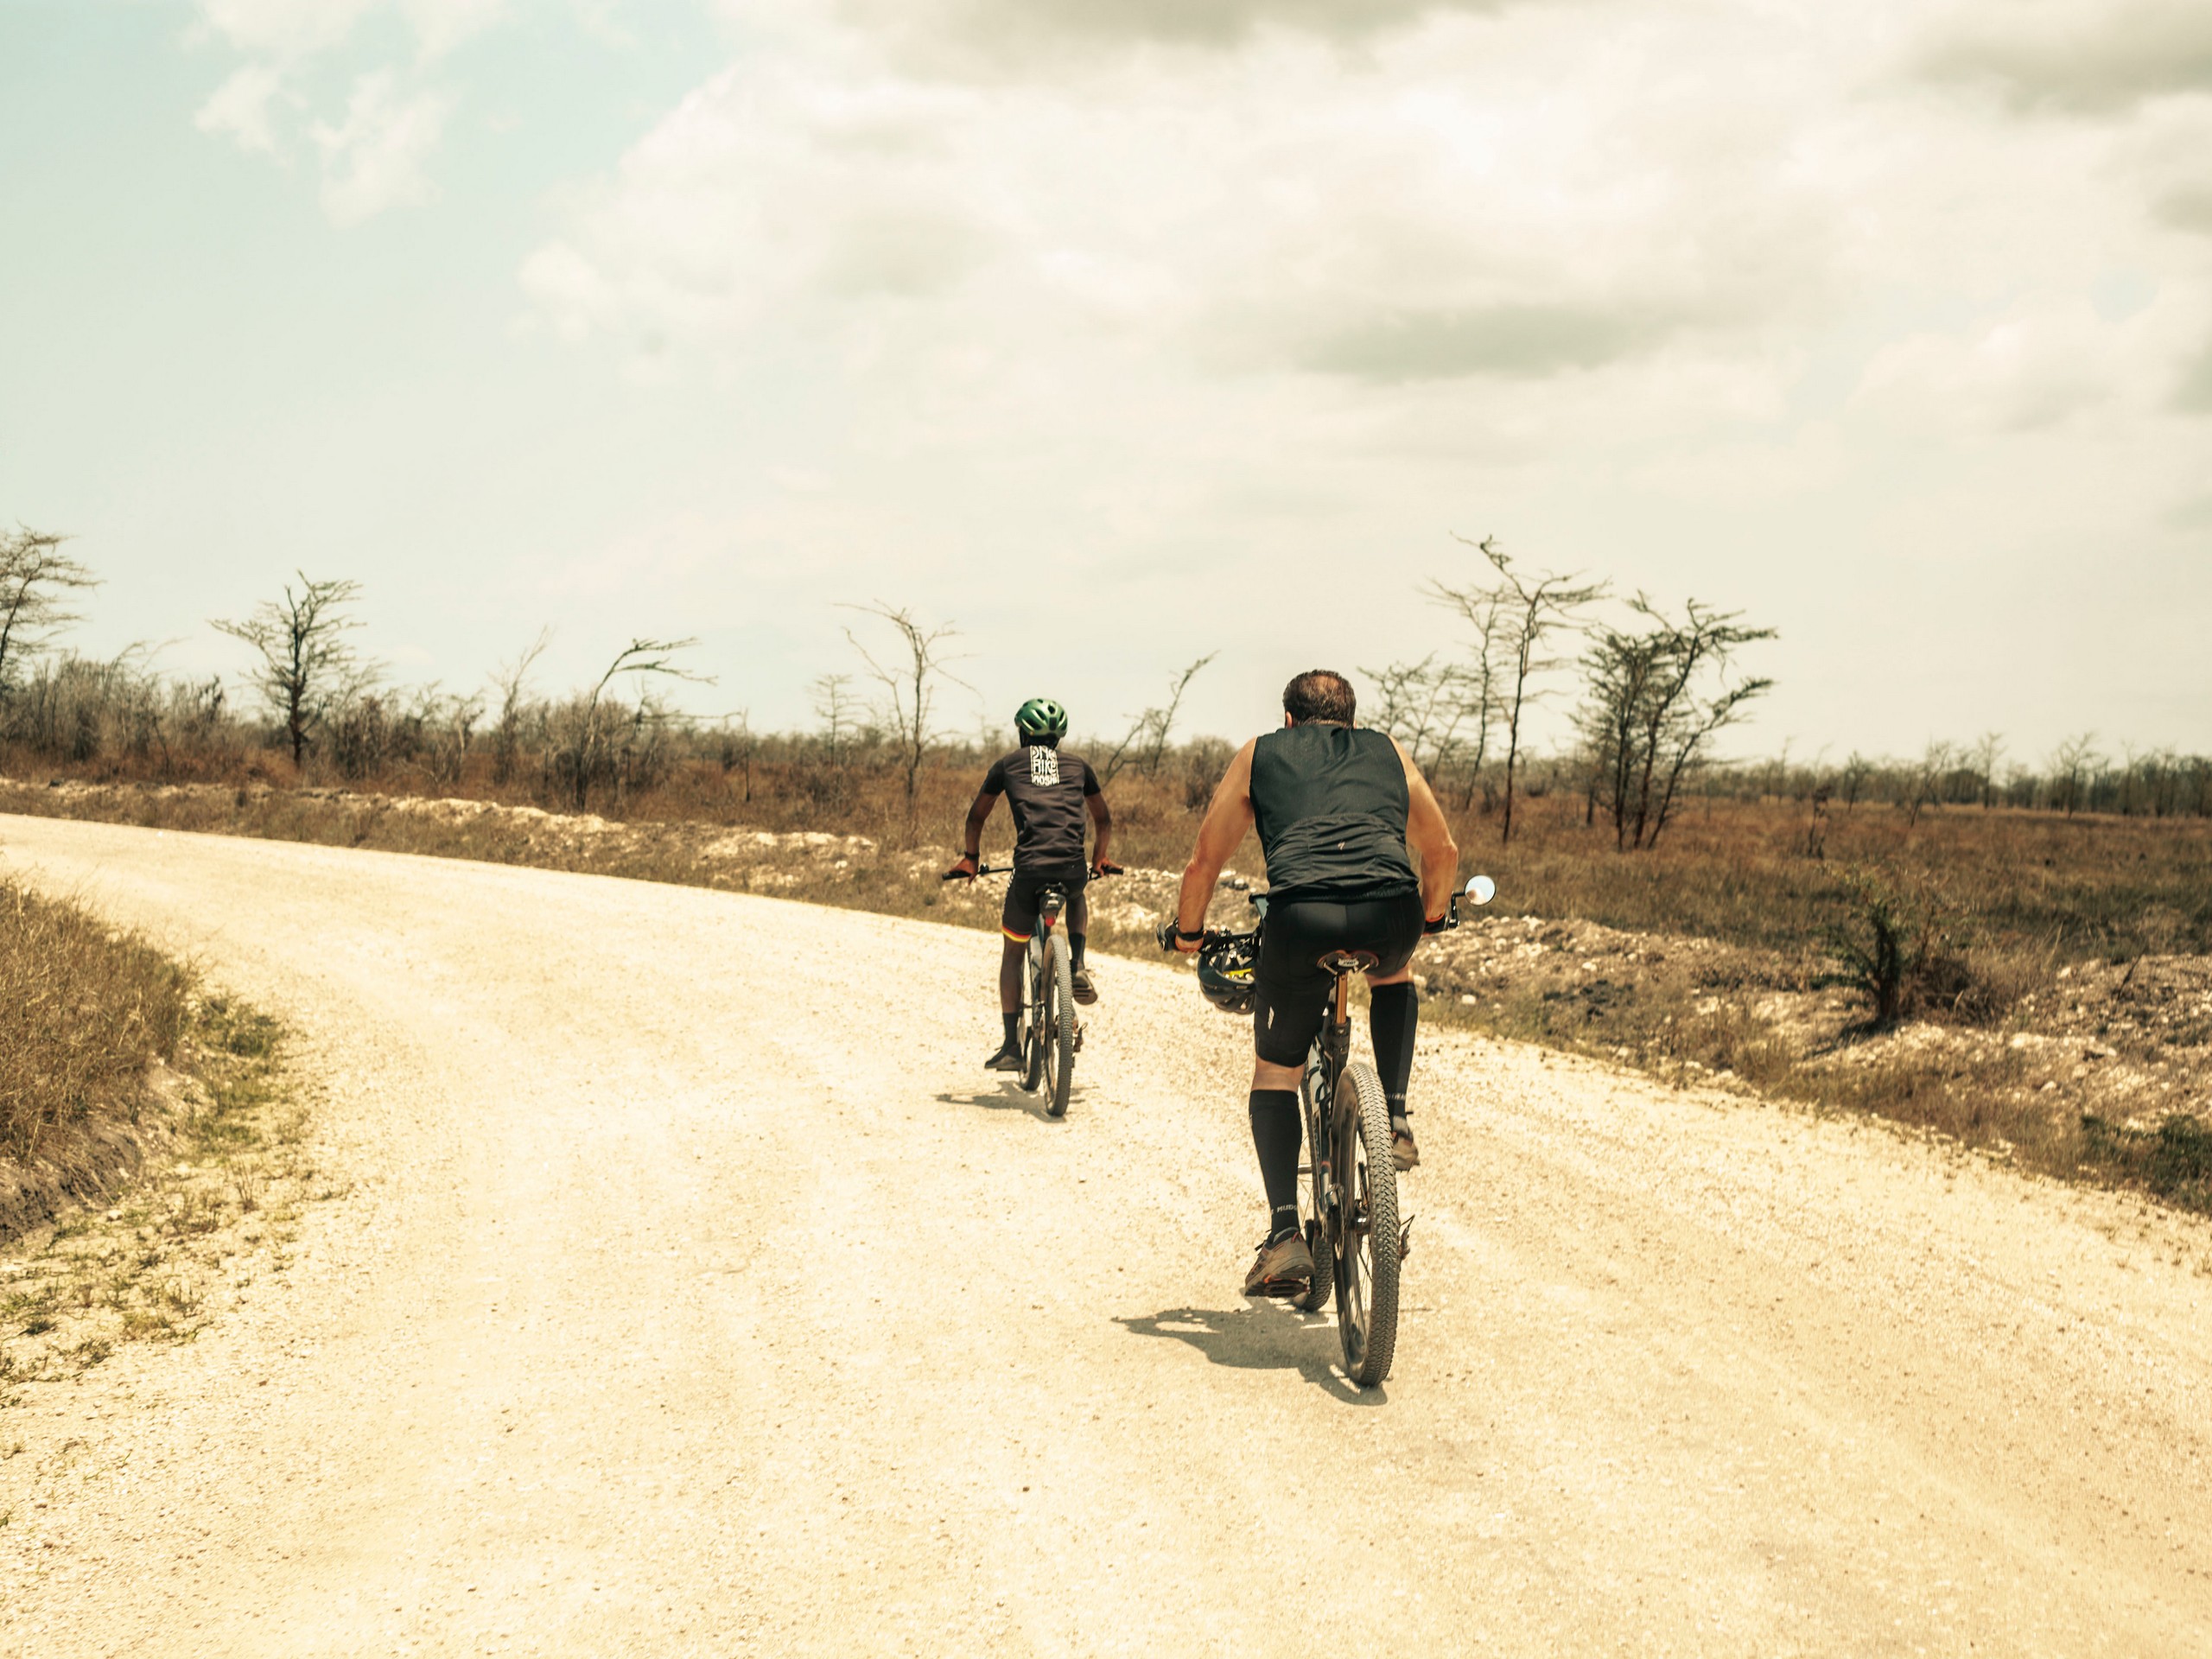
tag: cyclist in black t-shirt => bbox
[945,697,1116,1071]
[1170,669,1459,1298]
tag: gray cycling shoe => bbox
[1071,967,1098,1006]
[985,1044,1025,1073]
[1391,1116,1420,1172]
[1243,1230,1316,1299]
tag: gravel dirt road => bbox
[2,814,2208,1656]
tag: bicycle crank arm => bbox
[1399,1214,1414,1263]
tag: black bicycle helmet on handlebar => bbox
[1197,931,1259,1016]
[1014,696,1068,744]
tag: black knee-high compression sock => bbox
[1069,931,1086,969]
[1001,1010,1020,1048]
[1370,982,1419,1122]
[1249,1089,1302,1241]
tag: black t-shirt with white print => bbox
[981,745,1100,879]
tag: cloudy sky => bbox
[3,0,2208,761]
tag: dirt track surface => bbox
[2,815,2208,1656]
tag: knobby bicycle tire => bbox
[1020,939,1047,1094]
[1333,1059,1401,1386]
[1043,934,1076,1117]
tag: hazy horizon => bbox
[3,0,2208,762]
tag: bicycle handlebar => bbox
[941,861,1124,882]
[1423,873,1498,933]
[1159,874,1496,950]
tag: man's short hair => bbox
[1282,670,1357,725]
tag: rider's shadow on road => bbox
[1115,1306,1381,1404]
[931,1083,1077,1123]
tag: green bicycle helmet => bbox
[1014,696,1069,744]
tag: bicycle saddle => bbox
[1317,948,1380,975]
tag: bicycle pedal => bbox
[1398,1215,1415,1262]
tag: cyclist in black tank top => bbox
[1169,670,1460,1298]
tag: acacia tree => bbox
[1428,535,1605,843]
[1360,652,1487,787]
[843,601,966,828]
[0,528,99,697]
[1579,595,1774,849]
[557,638,709,811]
[212,573,373,768]
[1103,653,1217,783]
[488,627,552,789]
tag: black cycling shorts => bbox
[1251,891,1425,1066]
[1001,871,1086,941]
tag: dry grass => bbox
[2,995,322,1403]
[0,879,190,1227]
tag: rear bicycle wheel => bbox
[1332,1060,1401,1386]
[1020,939,1046,1093]
[1291,1047,1334,1313]
[1042,934,1077,1118]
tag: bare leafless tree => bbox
[1972,731,2005,810]
[558,638,710,811]
[1414,577,1510,807]
[2049,732,2101,817]
[488,627,552,789]
[1904,739,1955,829]
[1428,535,1606,843]
[212,573,375,768]
[811,672,859,767]
[0,528,99,697]
[1361,652,1489,786]
[842,601,967,827]
[1103,653,1217,783]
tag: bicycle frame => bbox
[1301,954,1374,1253]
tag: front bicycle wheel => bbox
[1332,1060,1401,1387]
[1020,940,1046,1093]
[1291,1046,1334,1313]
[1041,934,1077,1118]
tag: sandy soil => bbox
[1,813,2208,1656]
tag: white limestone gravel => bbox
[1,813,2208,1656]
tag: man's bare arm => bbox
[1175,741,1257,944]
[1394,737,1460,921]
[959,790,997,864]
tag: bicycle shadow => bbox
[931,1083,1077,1123]
[1114,1304,1382,1404]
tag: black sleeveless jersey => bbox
[1249,724,1418,906]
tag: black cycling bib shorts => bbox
[1250,892,1425,1066]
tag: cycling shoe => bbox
[1242,1230,1315,1299]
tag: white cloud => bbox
[189,0,504,213]
[195,0,500,62]
[522,10,1853,393]
[1917,0,2212,114]
[196,0,382,62]
[194,62,288,154]
[492,0,2212,753]
[314,72,453,226]
[1853,301,2136,433]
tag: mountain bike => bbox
[950,863,1118,1118]
[1162,874,1493,1388]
